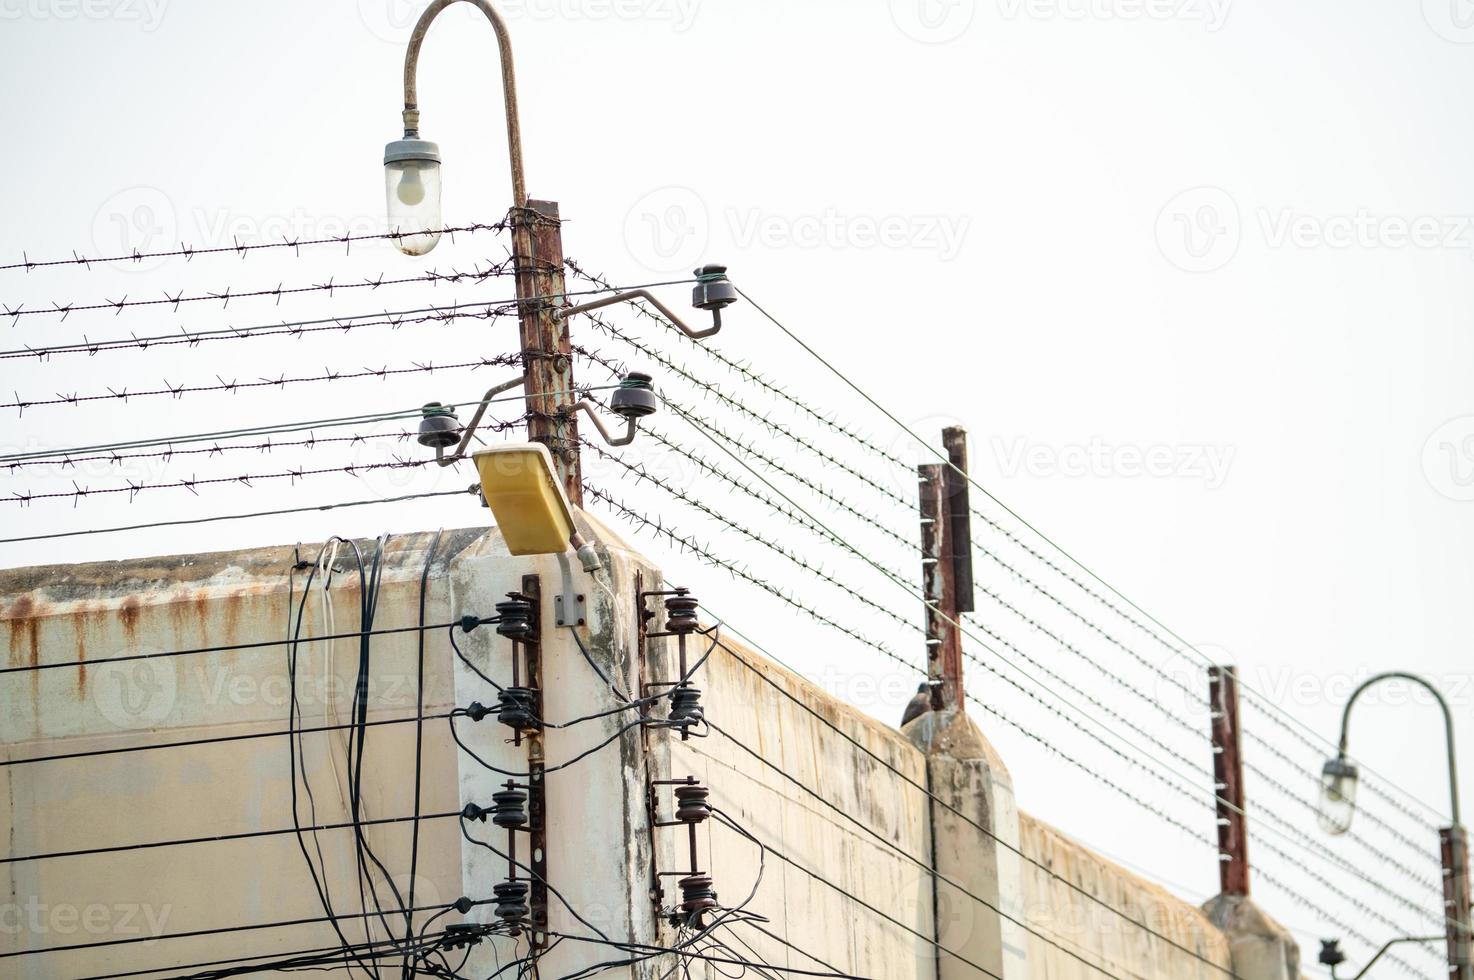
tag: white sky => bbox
[3,0,1474,974]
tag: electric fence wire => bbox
[576,268,1446,842]
[581,406,1443,970]
[732,284,1451,835]
[571,290,1449,928]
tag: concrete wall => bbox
[1,517,1270,979]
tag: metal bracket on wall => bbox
[646,776,717,926]
[555,592,587,628]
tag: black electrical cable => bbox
[0,711,459,768]
[0,619,488,677]
[402,527,444,975]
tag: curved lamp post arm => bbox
[1339,671,1461,826]
[402,0,526,207]
[553,289,724,339]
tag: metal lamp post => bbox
[1321,672,1470,980]
[384,0,583,502]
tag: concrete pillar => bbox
[447,513,672,978]
[906,708,1029,980]
[1201,894,1302,980]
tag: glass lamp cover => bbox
[1317,758,1359,836]
[385,158,443,257]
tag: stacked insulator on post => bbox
[492,880,530,931]
[678,873,718,915]
[674,783,712,824]
[663,590,704,739]
[497,687,539,732]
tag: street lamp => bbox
[1321,671,1470,980]
[383,0,526,255]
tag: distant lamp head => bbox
[1317,756,1360,836]
[1318,940,1346,968]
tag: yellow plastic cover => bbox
[472,444,576,556]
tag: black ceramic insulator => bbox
[495,598,536,640]
[668,685,704,727]
[664,592,700,634]
[497,687,539,731]
[678,874,718,914]
[492,788,528,829]
[493,880,530,926]
[674,783,711,824]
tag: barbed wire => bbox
[0,302,517,361]
[0,422,526,472]
[582,482,918,676]
[576,346,918,556]
[0,221,510,273]
[566,260,911,473]
[576,313,915,513]
[3,353,522,413]
[2,258,534,322]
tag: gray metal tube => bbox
[401,0,527,208]
[1339,671,1460,826]
[553,289,721,339]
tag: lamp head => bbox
[384,138,443,256]
[1318,939,1346,967]
[1318,756,1360,836]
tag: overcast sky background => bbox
[4,0,1474,973]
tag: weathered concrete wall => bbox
[1,517,1264,980]
[668,625,936,977]
[1020,813,1233,979]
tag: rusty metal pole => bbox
[511,200,583,505]
[919,465,962,711]
[1209,665,1251,896]
[1443,826,1473,980]
[942,427,975,615]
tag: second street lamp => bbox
[1321,671,1471,980]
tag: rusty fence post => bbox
[919,428,975,712]
[511,199,583,506]
[1443,826,1473,980]
[1210,665,1251,896]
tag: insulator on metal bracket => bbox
[497,687,539,731]
[664,591,700,634]
[493,880,530,930]
[492,787,529,829]
[496,597,536,640]
[678,873,718,915]
[668,684,704,728]
[673,783,712,824]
